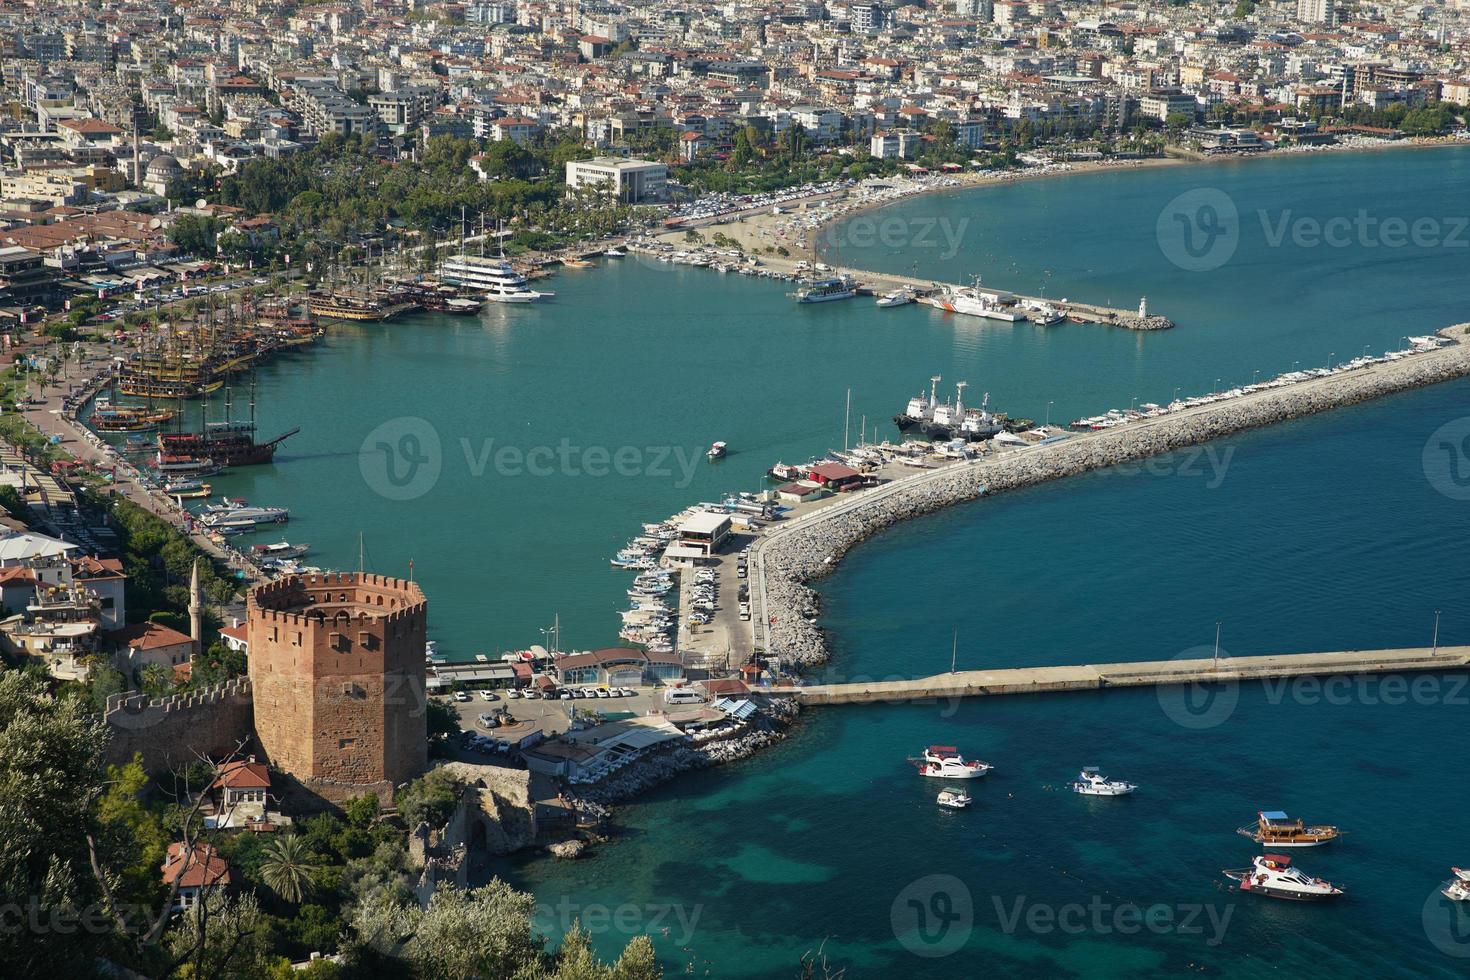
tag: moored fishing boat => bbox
[1237,811,1340,848]
[1223,855,1344,901]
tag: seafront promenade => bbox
[766,646,1470,704]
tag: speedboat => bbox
[1223,855,1344,902]
[1237,811,1340,848]
[707,441,727,460]
[250,541,310,559]
[876,288,914,308]
[1453,868,1470,882]
[936,790,972,809]
[1443,877,1470,902]
[1071,768,1136,796]
[604,248,626,258]
[912,746,993,779]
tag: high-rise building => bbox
[1296,0,1335,25]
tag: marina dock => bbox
[765,645,1470,705]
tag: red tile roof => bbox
[109,622,193,651]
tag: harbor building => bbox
[565,157,669,203]
[556,647,687,687]
[248,572,428,800]
[675,511,731,557]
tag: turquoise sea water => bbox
[190,147,1470,975]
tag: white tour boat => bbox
[912,745,994,779]
[1071,768,1137,796]
[707,441,727,460]
[1223,855,1344,902]
[441,254,553,303]
[936,790,972,809]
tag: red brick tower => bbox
[247,572,428,799]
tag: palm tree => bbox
[257,833,320,904]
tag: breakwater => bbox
[755,327,1470,667]
[767,646,1470,704]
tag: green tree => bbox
[258,833,322,904]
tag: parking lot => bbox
[440,683,691,758]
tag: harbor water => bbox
[200,148,1470,975]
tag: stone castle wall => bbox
[101,677,254,771]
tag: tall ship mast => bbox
[157,374,299,466]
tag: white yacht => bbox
[1223,855,1344,902]
[1444,877,1470,902]
[1071,768,1137,796]
[936,790,972,809]
[876,288,914,308]
[441,254,553,303]
[912,745,994,779]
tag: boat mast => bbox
[843,387,850,451]
[950,626,958,674]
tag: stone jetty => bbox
[756,328,1470,667]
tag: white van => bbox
[663,688,704,706]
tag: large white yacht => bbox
[441,254,553,303]
[912,745,994,779]
[1223,855,1344,902]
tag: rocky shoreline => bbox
[566,699,799,807]
[760,331,1470,667]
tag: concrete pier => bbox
[750,326,1470,667]
[766,646,1470,705]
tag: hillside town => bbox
[2,0,1470,977]
[2,0,1470,316]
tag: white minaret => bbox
[1138,296,1148,319]
[954,380,968,414]
[188,557,202,654]
[928,375,941,411]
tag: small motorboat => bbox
[1071,767,1136,796]
[707,441,727,460]
[604,248,626,258]
[875,288,914,308]
[1224,855,1343,902]
[911,746,993,779]
[1443,877,1470,902]
[1237,811,1340,848]
[936,790,972,809]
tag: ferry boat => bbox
[250,541,310,560]
[936,790,972,809]
[1071,768,1136,796]
[1223,855,1344,902]
[707,441,727,460]
[911,746,994,779]
[168,482,212,500]
[789,276,857,304]
[441,254,552,303]
[892,378,1004,442]
[932,281,1024,322]
[1237,811,1340,848]
[876,288,914,308]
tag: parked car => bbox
[478,690,497,701]
[477,712,495,728]
[453,691,471,702]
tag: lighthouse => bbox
[1138,296,1148,319]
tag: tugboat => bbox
[1070,767,1137,796]
[707,441,727,460]
[911,746,994,779]
[1237,811,1340,848]
[936,790,972,809]
[1223,855,1344,902]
